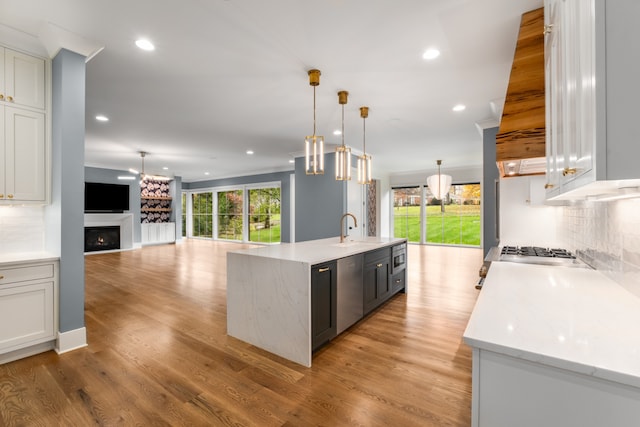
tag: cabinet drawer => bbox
[391,271,406,293]
[364,247,390,265]
[0,263,55,285]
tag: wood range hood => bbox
[496,7,546,177]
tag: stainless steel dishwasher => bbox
[337,254,364,334]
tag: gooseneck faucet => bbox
[340,213,358,243]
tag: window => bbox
[191,192,213,238]
[248,187,281,244]
[217,190,243,240]
[392,187,421,243]
[425,183,481,246]
[181,193,187,237]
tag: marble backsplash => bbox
[560,198,640,298]
[0,206,46,255]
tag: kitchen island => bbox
[463,261,640,427]
[227,236,406,367]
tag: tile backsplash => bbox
[0,206,46,255]
[560,198,640,298]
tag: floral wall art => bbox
[140,179,172,223]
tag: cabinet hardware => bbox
[395,279,401,283]
[376,263,383,268]
[6,96,13,102]
[0,275,3,280]
[0,194,3,198]
[318,267,330,273]
[0,94,4,100]
[562,167,577,176]
[544,183,555,189]
[543,24,553,35]
[7,194,13,199]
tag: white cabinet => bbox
[0,46,47,204]
[0,259,58,362]
[141,222,176,245]
[544,0,640,200]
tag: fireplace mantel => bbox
[84,213,134,254]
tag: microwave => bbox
[392,243,406,274]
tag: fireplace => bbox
[85,226,121,252]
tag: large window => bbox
[393,187,421,243]
[191,192,213,238]
[426,183,481,246]
[181,193,187,237]
[392,183,481,247]
[217,190,243,240]
[248,187,281,244]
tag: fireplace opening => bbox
[85,226,121,252]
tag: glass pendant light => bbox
[335,90,351,180]
[357,106,372,184]
[305,69,324,175]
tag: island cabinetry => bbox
[390,269,406,294]
[311,261,337,351]
[363,247,391,314]
[0,259,58,363]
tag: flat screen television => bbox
[85,182,130,213]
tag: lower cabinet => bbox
[141,222,176,245]
[391,269,406,294]
[0,260,58,361]
[364,247,392,314]
[311,261,337,351]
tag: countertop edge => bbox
[0,253,60,267]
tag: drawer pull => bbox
[544,183,555,189]
[318,267,330,273]
[7,95,13,102]
[0,94,4,100]
[0,275,3,279]
[563,167,577,176]
[7,194,13,199]
[395,279,401,283]
[543,24,553,35]
[376,263,383,268]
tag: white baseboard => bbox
[0,341,55,365]
[56,327,87,354]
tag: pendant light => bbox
[427,160,452,199]
[139,151,147,183]
[335,90,351,181]
[357,106,372,184]
[305,69,324,175]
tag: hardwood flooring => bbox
[0,240,483,426]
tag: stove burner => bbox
[500,246,576,259]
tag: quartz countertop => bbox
[463,261,640,389]
[0,252,59,267]
[229,236,406,265]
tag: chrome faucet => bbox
[340,213,358,243]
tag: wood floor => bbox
[0,240,483,426]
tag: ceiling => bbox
[1,0,542,183]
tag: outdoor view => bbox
[393,183,481,246]
[248,187,281,244]
[191,192,213,238]
[218,190,243,240]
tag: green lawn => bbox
[394,205,481,246]
[249,214,281,243]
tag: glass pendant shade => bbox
[304,69,324,175]
[357,106,373,185]
[427,160,452,199]
[335,90,351,181]
[305,135,324,175]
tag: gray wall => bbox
[184,170,293,243]
[52,49,86,333]
[482,126,500,256]
[294,153,346,242]
[84,167,142,243]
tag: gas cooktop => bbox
[498,246,590,268]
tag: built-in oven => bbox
[391,243,406,274]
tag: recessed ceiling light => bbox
[95,115,109,122]
[423,48,441,60]
[452,104,466,112]
[117,176,136,180]
[162,167,169,170]
[204,172,210,176]
[333,130,342,136]
[135,39,155,51]
[246,150,254,155]
[289,159,295,164]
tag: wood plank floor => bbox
[0,240,483,426]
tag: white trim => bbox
[84,213,135,252]
[290,174,295,242]
[0,341,55,364]
[56,327,87,354]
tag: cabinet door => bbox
[4,49,45,110]
[0,48,4,104]
[0,281,55,352]
[4,107,46,201]
[391,270,406,294]
[311,262,337,351]
[364,257,390,314]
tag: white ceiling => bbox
[0,0,542,183]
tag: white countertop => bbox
[229,236,406,265]
[0,252,59,267]
[463,261,640,389]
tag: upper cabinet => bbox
[544,0,640,200]
[0,46,48,204]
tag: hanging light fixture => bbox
[139,151,147,183]
[137,151,171,183]
[357,106,372,184]
[305,69,324,175]
[427,160,453,202]
[335,90,351,181]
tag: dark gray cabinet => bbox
[311,261,337,351]
[363,247,391,314]
[391,269,406,294]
